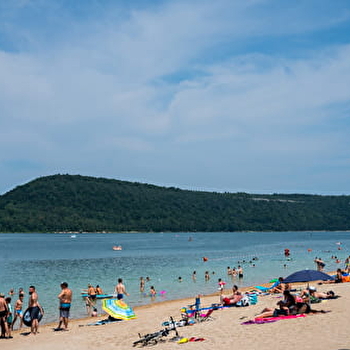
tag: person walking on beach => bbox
[115,278,129,300]
[28,285,43,335]
[12,293,24,330]
[0,293,9,338]
[56,282,72,331]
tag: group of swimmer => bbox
[314,254,350,272]
[83,278,130,315]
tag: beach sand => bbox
[2,282,350,350]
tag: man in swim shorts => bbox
[11,293,24,330]
[28,285,43,335]
[114,278,129,300]
[0,293,9,338]
[56,282,72,331]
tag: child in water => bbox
[150,286,157,296]
[91,308,98,317]
[218,278,226,294]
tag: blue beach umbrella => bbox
[283,269,334,283]
[102,299,136,320]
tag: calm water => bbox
[1,231,349,325]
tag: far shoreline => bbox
[2,230,350,234]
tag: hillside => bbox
[0,174,349,232]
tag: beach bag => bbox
[248,293,258,305]
[240,295,250,307]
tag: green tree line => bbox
[0,174,349,232]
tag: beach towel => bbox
[86,317,122,326]
[254,280,280,292]
[241,314,306,325]
[254,286,270,292]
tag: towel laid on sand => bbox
[241,314,306,325]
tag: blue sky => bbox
[1,0,350,195]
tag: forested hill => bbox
[0,174,349,233]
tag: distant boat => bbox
[70,234,77,238]
[112,245,122,251]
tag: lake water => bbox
[1,231,349,325]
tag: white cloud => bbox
[1,0,350,194]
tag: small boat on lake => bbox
[112,245,122,251]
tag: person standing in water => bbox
[192,271,197,281]
[114,278,129,300]
[139,277,145,293]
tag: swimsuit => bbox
[0,310,7,318]
[60,303,71,318]
[60,303,71,309]
[117,294,123,300]
[16,309,23,316]
[29,306,40,320]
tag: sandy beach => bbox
[2,281,350,350]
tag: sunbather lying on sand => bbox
[300,287,335,300]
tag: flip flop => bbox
[177,337,189,344]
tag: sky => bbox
[1,0,350,195]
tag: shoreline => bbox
[11,272,337,328]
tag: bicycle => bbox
[133,316,180,347]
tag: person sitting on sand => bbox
[321,269,345,284]
[255,290,296,318]
[270,277,291,294]
[220,285,242,306]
